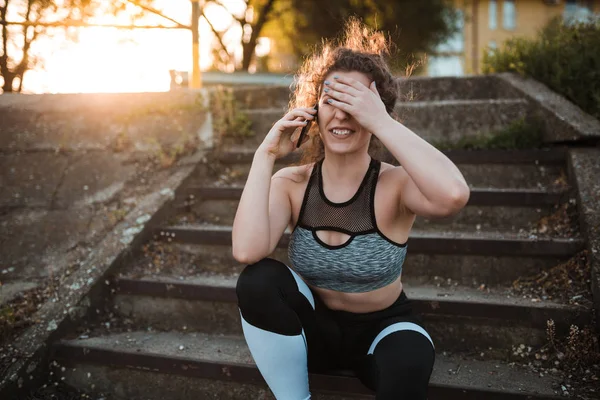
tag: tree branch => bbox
[210,0,246,25]
[0,20,190,29]
[200,11,231,60]
[123,0,189,28]
[249,0,275,42]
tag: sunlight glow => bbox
[21,0,249,93]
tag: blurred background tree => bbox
[0,0,156,93]
[204,0,459,73]
[261,0,460,73]
[1,0,459,92]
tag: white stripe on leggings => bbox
[368,322,434,355]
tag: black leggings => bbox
[236,258,435,399]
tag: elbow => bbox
[233,250,257,265]
[232,244,267,265]
[440,183,470,217]
[232,246,254,265]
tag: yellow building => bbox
[427,0,600,76]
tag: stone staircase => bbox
[45,79,593,399]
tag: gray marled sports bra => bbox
[287,157,407,293]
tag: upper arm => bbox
[267,168,294,253]
[390,167,462,219]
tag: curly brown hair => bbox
[288,17,400,166]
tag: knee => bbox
[374,332,435,398]
[236,258,304,335]
[236,258,291,306]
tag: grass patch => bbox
[210,86,253,146]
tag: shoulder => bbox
[377,161,409,185]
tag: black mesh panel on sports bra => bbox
[298,157,378,234]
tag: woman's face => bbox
[317,70,373,155]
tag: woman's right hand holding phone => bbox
[257,107,317,160]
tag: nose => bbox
[333,106,349,120]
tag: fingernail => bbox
[327,99,333,104]
[333,76,339,79]
[324,80,331,85]
[324,88,329,92]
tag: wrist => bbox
[254,147,278,164]
[369,114,397,137]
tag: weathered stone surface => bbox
[0,281,39,305]
[53,152,138,209]
[497,73,600,142]
[52,331,561,399]
[396,75,520,101]
[568,148,600,329]
[222,99,528,148]
[0,207,95,280]
[0,161,203,398]
[0,90,210,398]
[396,99,528,142]
[0,153,69,208]
[0,91,206,151]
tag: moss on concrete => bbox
[431,118,544,150]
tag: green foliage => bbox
[483,17,600,119]
[262,0,460,74]
[210,86,253,145]
[431,118,543,150]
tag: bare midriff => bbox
[292,268,404,313]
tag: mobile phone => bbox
[296,104,318,148]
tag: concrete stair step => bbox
[217,148,567,165]
[203,149,567,190]
[110,273,591,352]
[182,185,569,207]
[175,185,573,233]
[227,85,292,110]
[154,224,583,257]
[395,75,522,101]
[209,75,520,111]
[51,330,564,399]
[223,100,528,148]
[122,241,567,288]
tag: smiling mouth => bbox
[330,128,354,137]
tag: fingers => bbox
[326,98,352,112]
[280,119,309,128]
[370,81,379,95]
[284,108,317,121]
[324,77,362,95]
[324,87,353,105]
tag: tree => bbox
[264,0,460,73]
[0,0,158,93]
[201,0,279,72]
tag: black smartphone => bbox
[296,104,318,148]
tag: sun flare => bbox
[22,0,244,94]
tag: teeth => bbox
[332,129,352,135]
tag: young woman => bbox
[232,18,470,400]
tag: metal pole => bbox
[191,0,202,88]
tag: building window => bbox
[489,0,497,30]
[565,0,593,24]
[503,0,516,30]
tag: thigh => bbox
[242,259,343,373]
[356,328,435,399]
